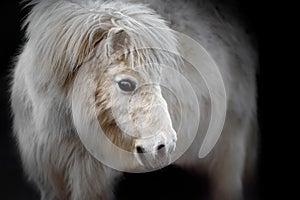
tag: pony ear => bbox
[45,25,109,89]
[74,27,107,64]
[60,28,131,90]
[89,29,108,50]
[104,29,131,57]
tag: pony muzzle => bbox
[134,131,177,169]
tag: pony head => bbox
[27,1,182,170]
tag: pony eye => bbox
[118,79,136,92]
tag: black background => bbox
[0,0,284,199]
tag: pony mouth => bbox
[137,154,172,170]
[135,143,175,170]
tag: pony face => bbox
[89,59,177,169]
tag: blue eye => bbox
[118,79,136,92]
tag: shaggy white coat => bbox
[11,0,258,200]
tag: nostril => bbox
[157,144,165,151]
[136,146,145,153]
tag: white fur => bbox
[11,0,258,200]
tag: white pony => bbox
[11,0,258,200]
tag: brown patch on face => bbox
[96,107,136,152]
[97,110,134,152]
[94,70,136,152]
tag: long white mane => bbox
[24,0,181,88]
